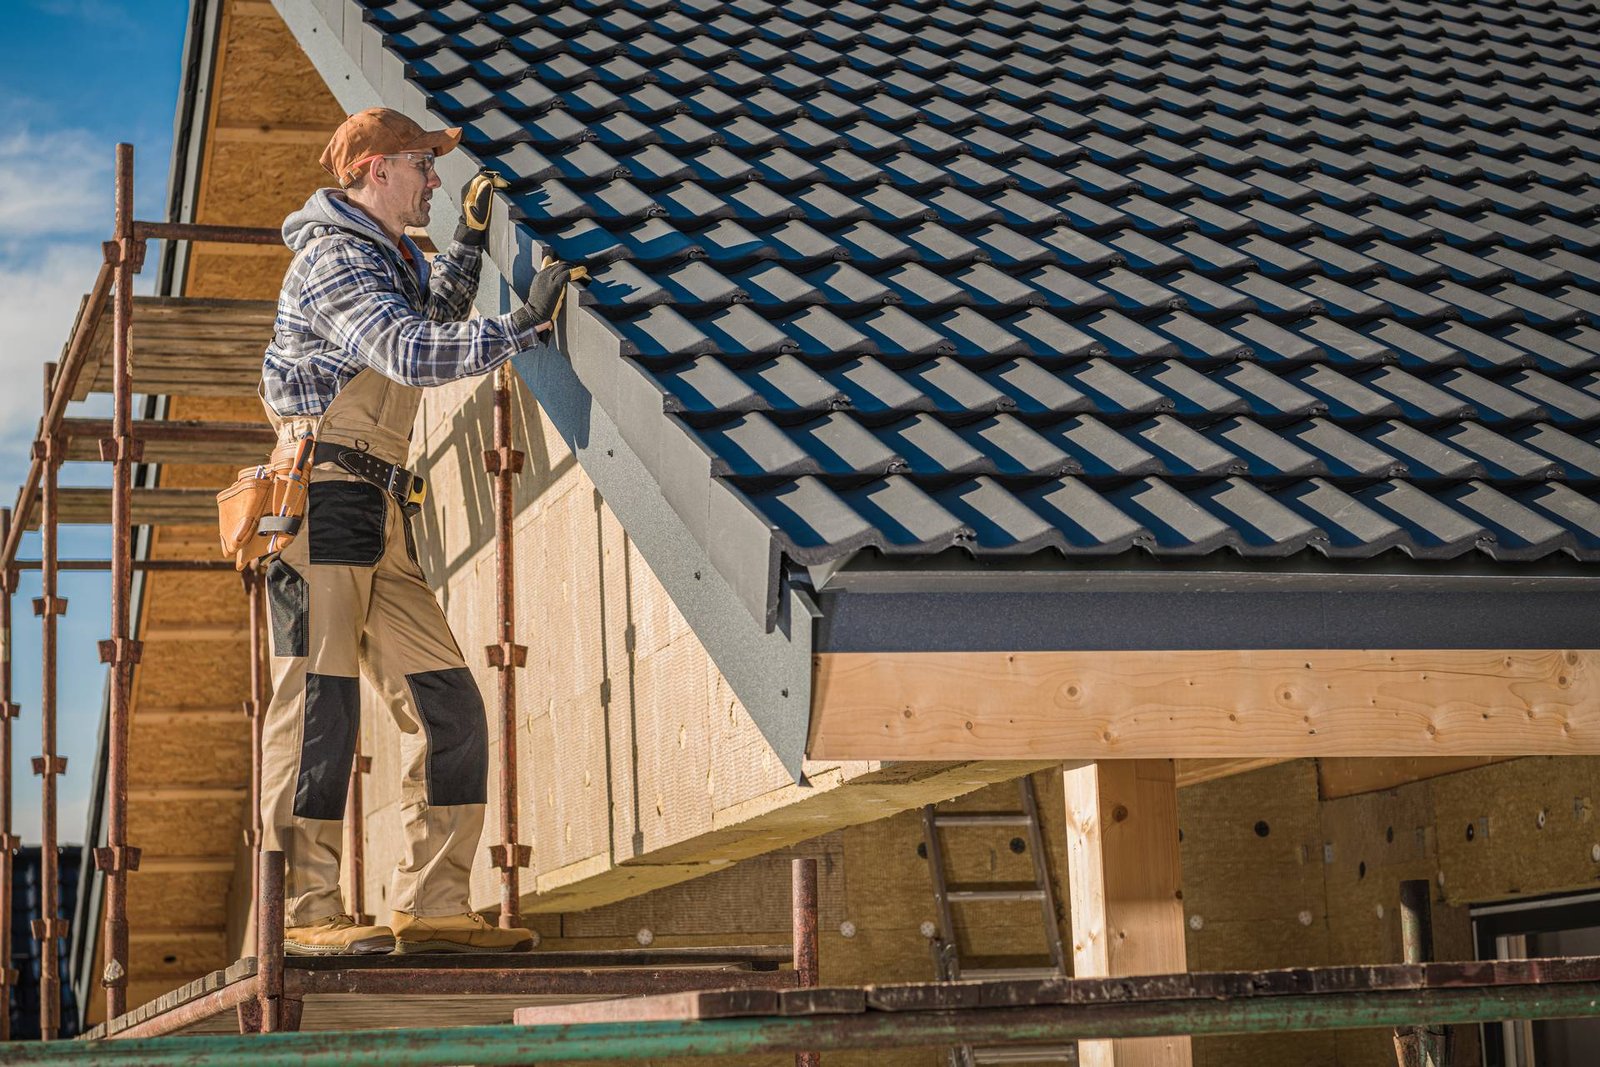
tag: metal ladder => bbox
[922,776,1077,1067]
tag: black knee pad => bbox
[294,673,359,820]
[407,667,488,807]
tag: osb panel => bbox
[135,570,249,629]
[181,247,294,300]
[197,141,332,231]
[129,799,246,858]
[215,2,344,129]
[128,932,230,985]
[128,715,250,788]
[128,871,232,928]
[132,640,249,712]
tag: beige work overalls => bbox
[259,367,487,925]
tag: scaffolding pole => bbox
[484,365,529,926]
[32,418,65,1040]
[0,137,282,1042]
[18,973,1600,1066]
[96,140,144,1026]
[344,744,371,923]
[0,507,16,1041]
[243,569,265,933]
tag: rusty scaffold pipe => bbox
[483,364,529,926]
[0,507,17,1041]
[98,141,144,1024]
[242,569,265,922]
[32,401,66,1040]
[344,740,372,923]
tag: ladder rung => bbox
[971,1045,1077,1064]
[933,812,1031,827]
[947,887,1046,903]
[958,966,1064,981]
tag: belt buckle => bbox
[383,462,407,499]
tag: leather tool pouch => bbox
[217,436,313,570]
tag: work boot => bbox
[283,913,395,956]
[391,910,535,954]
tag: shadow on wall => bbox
[408,369,651,864]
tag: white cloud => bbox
[0,127,112,250]
[0,244,105,471]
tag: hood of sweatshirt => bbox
[282,188,401,255]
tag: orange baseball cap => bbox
[320,107,462,187]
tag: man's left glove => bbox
[454,168,510,247]
[510,256,590,333]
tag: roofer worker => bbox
[256,108,581,955]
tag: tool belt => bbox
[216,434,315,571]
[314,442,428,516]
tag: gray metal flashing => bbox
[817,588,1600,655]
[155,0,224,296]
[273,0,815,777]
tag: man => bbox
[257,107,581,955]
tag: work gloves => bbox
[510,255,590,334]
[454,168,509,247]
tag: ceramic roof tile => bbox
[342,0,1600,575]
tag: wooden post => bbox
[1063,760,1192,1067]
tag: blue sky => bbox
[2,0,190,845]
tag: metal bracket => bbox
[0,966,17,985]
[241,698,260,720]
[0,701,18,721]
[484,641,528,669]
[93,845,142,873]
[0,832,21,851]
[97,637,144,665]
[97,436,145,464]
[355,754,372,774]
[482,446,526,476]
[31,755,67,776]
[242,828,260,848]
[488,843,532,870]
[102,240,121,266]
[32,596,68,618]
[30,917,69,940]
[126,237,148,274]
[30,438,58,464]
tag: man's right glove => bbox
[455,168,509,247]
[511,255,590,332]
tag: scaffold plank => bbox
[22,487,221,529]
[71,296,275,402]
[62,419,273,465]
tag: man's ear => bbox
[367,158,388,188]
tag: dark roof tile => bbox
[347,0,1600,577]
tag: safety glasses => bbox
[346,151,437,184]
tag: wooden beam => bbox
[1175,758,1291,789]
[1063,760,1191,1067]
[810,650,1600,760]
[1315,756,1520,800]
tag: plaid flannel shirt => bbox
[262,192,547,416]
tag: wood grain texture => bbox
[1316,757,1518,800]
[811,650,1600,759]
[1064,761,1192,1067]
